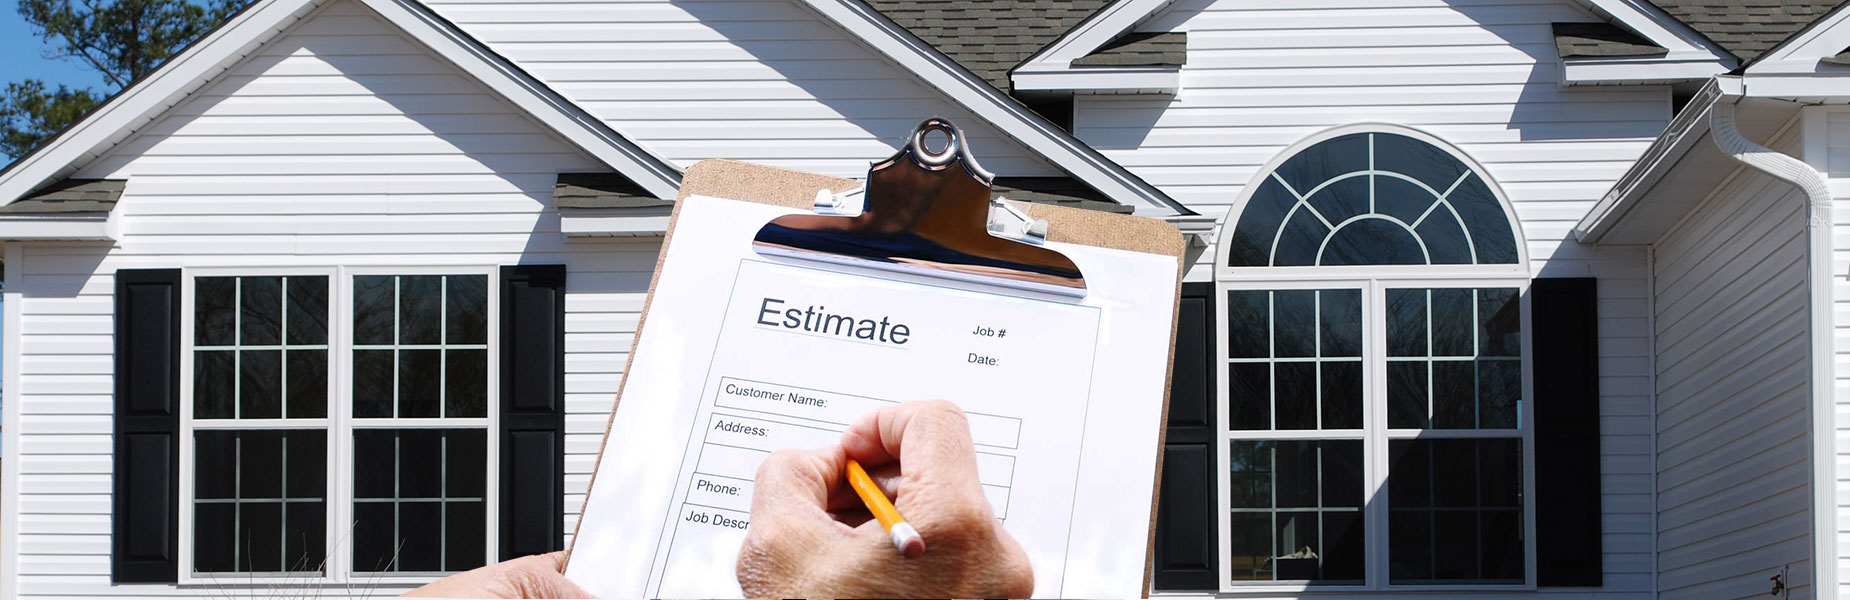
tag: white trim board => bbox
[0,0,685,206]
[794,0,1190,218]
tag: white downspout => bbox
[1711,96,1838,600]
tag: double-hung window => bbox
[181,268,495,583]
[1214,126,1534,591]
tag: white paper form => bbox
[566,195,1178,598]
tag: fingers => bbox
[750,445,849,532]
[839,400,983,494]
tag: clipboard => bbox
[567,119,1186,598]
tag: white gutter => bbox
[1710,96,1838,600]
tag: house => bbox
[0,0,1845,596]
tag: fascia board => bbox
[0,0,327,205]
[0,215,115,241]
[359,0,683,199]
[560,213,671,237]
[1561,55,1730,85]
[1017,0,1176,69]
[1576,0,1740,68]
[1732,75,1850,100]
[798,0,1189,217]
[1011,68,1180,93]
[1574,79,1720,242]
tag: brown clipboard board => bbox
[570,138,1186,598]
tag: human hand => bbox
[736,400,1034,598]
[401,551,592,598]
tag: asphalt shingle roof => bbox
[1072,31,1186,67]
[1648,0,1845,62]
[552,172,667,209]
[1553,22,1668,58]
[0,179,122,214]
[863,0,1112,93]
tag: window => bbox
[1214,126,1532,591]
[182,269,496,583]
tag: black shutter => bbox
[1531,278,1602,587]
[1153,282,1217,590]
[113,269,181,583]
[500,265,567,560]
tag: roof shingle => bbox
[1648,0,1844,62]
[0,179,122,214]
[1553,22,1668,58]
[1072,31,1187,67]
[863,0,1112,93]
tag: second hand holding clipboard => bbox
[564,119,1185,598]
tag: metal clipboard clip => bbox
[752,118,1087,297]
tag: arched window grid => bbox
[1215,124,1531,281]
[1264,169,1481,269]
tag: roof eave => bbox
[0,212,117,241]
[1575,78,1723,243]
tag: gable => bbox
[422,0,1066,181]
[77,0,604,198]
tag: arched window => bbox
[1223,130,1520,267]
[1211,126,1531,590]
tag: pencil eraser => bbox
[891,521,925,558]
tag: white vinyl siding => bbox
[1651,126,1812,600]
[1097,1,1658,597]
[7,1,645,596]
[418,0,1062,180]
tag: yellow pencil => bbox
[846,459,925,558]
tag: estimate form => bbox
[565,194,1178,598]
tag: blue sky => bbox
[0,1,112,93]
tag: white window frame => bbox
[177,265,500,586]
[1211,124,1538,593]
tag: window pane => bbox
[399,275,443,345]
[446,275,488,345]
[1387,361,1427,429]
[354,350,395,418]
[354,276,395,346]
[1226,291,1269,359]
[286,276,329,346]
[192,430,325,574]
[1386,289,1426,357]
[1272,291,1315,358]
[1430,360,1473,429]
[1318,290,1361,358]
[1228,440,1363,584]
[1273,363,1315,430]
[239,276,283,346]
[240,350,281,419]
[1429,289,1473,356]
[195,350,235,419]
[354,429,489,573]
[287,350,328,419]
[1388,438,1523,584]
[196,277,237,347]
[1478,360,1520,429]
[446,349,487,418]
[1320,361,1362,430]
[399,349,442,418]
[1321,218,1426,266]
[1479,288,1521,357]
[1228,363,1269,431]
